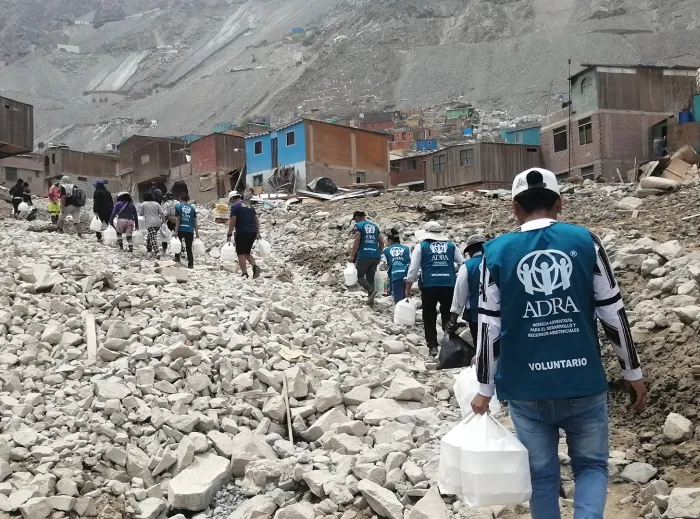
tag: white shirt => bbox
[450,251,483,316]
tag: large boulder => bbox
[167,453,232,511]
[358,479,404,519]
[230,429,278,477]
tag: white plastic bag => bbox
[454,367,501,418]
[132,230,145,246]
[344,263,358,286]
[257,239,271,258]
[193,238,205,257]
[170,237,182,254]
[103,226,117,245]
[159,224,172,242]
[90,216,103,232]
[17,202,29,213]
[220,243,237,263]
[439,412,531,506]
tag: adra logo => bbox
[517,249,580,318]
[430,241,448,254]
[390,247,405,259]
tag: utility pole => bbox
[568,59,572,178]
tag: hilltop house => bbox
[0,96,33,160]
[245,119,391,190]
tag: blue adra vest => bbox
[464,255,482,323]
[384,244,411,282]
[355,221,381,259]
[482,222,607,401]
[420,240,457,288]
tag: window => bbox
[252,174,263,186]
[581,165,595,180]
[52,154,56,164]
[254,141,263,155]
[34,171,40,178]
[286,131,295,146]
[407,159,417,171]
[578,117,592,145]
[356,172,366,184]
[5,167,17,182]
[553,126,568,153]
[459,148,474,167]
[432,154,446,173]
[77,176,87,182]
[580,76,592,95]
[514,132,523,144]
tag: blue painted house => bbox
[415,138,439,151]
[501,125,541,145]
[245,118,391,190]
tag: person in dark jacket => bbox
[9,179,24,217]
[92,181,114,243]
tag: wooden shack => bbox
[0,96,33,159]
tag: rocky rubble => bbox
[2,181,700,519]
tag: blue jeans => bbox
[391,279,405,304]
[509,392,609,519]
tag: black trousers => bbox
[469,321,479,347]
[421,286,455,346]
[178,232,194,267]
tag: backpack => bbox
[72,186,86,207]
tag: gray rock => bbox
[19,497,52,519]
[665,488,700,519]
[408,486,448,519]
[167,453,232,511]
[621,462,657,484]
[382,341,406,354]
[274,503,315,519]
[358,479,404,519]
[663,413,694,443]
[304,408,350,442]
[134,498,166,519]
[315,380,343,412]
[386,377,426,402]
[303,470,333,497]
[639,480,670,505]
[343,386,371,406]
[207,431,235,458]
[106,320,131,340]
[94,379,131,400]
[230,429,278,477]
[229,495,277,519]
[262,395,286,422]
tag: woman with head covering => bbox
[92,180,114,242]
[109,192,139,251]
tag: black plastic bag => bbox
[437,332,476,370]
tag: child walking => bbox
[109,192,139,252]
[140,192,164,258]
[174,193,199,268]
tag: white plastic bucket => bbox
[394,298,416,326]
[374,270,388,295]
[344,263,358,286]
[193,238,205,257]
[103,226,117,245]
[170,237,182,254]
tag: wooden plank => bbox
[84,312,97,360]
[282,373,294,443]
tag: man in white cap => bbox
[405,221,464,356]
[471,167,647,519]
[447,233,487,346]
[227,190,261,279]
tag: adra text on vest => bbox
[529,358,588,371]
[522,296,580,318]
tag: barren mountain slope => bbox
[0,0,697,151]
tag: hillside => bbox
[0,0,698,152]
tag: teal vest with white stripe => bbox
[465,255,482,323]
[420,240,457,288]
[482,222,607,401]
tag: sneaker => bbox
[368,289,378,305]
[252,266,261,279]
[427,343,439,357]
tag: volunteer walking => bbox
[227,191,261,279]
[471,168,647,519]
[383,230,410,304]
[405,221,464,356]
[447,234,487,346]
[349,211,384,305]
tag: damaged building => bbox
[245,119,391,192]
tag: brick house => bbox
[541,64,697,180]
[390,153,428,189]
[359,112,395,132]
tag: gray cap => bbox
[466,234,487,248]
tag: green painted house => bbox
[446,107,474,119]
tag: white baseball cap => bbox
[228,190,241,199]
[512,168,560,198]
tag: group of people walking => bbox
[351,167,648,519]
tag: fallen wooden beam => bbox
[84,312,97,360]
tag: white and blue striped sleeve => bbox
[405,245,422,284]
[591,234,643,381]
[476,255,501,398]
[450,264,469,315]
